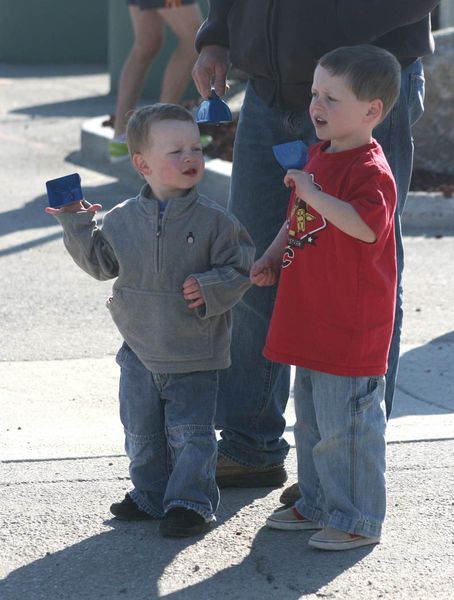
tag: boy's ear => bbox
[132,152,150,177]
[365,98,383,123]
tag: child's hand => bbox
[284,169,318,199]
[250,254,279,286]
[45,200,102,215]
[182,276,205,309]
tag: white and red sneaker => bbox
[266,506,322,531]
[309,527,381,551]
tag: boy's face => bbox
[310,65,381,152]
[133,120,204,199]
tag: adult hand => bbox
[45,201,102,215]
[192,45,230,98]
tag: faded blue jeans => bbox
[293,368,387,538]
[116,342,219,520]
[217,60,425,467]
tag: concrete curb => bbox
[81,115,454,229]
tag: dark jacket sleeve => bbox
[195,0,235,52]
[337,0,440,43]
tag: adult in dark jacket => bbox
[193,0,440,494]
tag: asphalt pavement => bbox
[0,63,453,600]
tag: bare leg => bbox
[158,3,202,104]
[113,6,164,138]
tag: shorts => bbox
[127,0,196,9]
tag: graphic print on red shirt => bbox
[285,191,327,255]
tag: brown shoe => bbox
[216,455,287,488]
[279,482,301,506]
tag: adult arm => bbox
[192,0,234,97]
[194,0,235,52]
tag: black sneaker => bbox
[159,508,211,538]
[109,493,154,521]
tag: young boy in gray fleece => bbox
[46,104,255,537]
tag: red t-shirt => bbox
[264,140,397,376]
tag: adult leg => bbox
[158,3,202,103]
[162,370,219,521]
[116,343,168,517]
[216,83,317,484]
[113,6,164,138]
[373,59,425,417]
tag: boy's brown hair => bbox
[126,103,196,156]
[318,44,401,121]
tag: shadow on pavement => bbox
[1,486,371,600]
[0,64,107,79]
[0,183,129,258]
[394,331,454,417]
[11,95,114,119]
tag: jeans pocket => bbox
[355,377,382,414]
[407,73,425,127]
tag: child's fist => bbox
[250,255,279,286]
[45,201,102,215]
[182,276,205,309]
[284,169,317,198]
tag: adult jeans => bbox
[116,342,219,520]
[374,59,425,414]
[293,368,387,538]
[217,60,425,467]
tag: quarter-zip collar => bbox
[137,183,199,220]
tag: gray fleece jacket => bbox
[55,185,255,373]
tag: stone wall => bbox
[413,28,454,175]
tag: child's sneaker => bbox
[266,505,322,531]
[108,136,129,163]
[308,527,381,551]
[159,507,211,537]
[109,493,154,520]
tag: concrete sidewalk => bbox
[0,64,453,599]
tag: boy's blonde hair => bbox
[126,103,196,156]
[318,45,401,121]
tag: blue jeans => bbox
[293,368,387,538]
[218,60,425,467]
[116,342,219,520]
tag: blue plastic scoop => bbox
[272,140,309,170]
[196,90,233,124]
[46,173,83,208]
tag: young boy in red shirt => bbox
[250,45,401,550]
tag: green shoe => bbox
[200,134,213,148]
[108,138,129,163]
